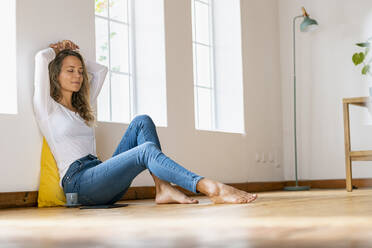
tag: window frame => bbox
[192,0,217,130]
[94,0,136,123]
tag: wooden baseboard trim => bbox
[0,191,38,209]
[1,178,371,209]
[284,178,372,189]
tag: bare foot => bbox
[197,178,257,204]
[155,183,199,204]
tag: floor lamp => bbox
[284,7,318,191]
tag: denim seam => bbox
[63,161,82,185]
[64,157,99,190]
[78,152,140,186]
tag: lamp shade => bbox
[300,16,318,32]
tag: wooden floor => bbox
[1,189,372,248]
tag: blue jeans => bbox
[62,115,204,205]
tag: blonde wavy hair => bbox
[48,49,96,127]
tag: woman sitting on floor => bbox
[33,40,257,205]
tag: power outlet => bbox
[274,151,280,168]
[268,152,274,163]
[261,152,266,163]
[256,152,279,166]
[255,153,261,162]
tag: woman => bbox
[33,40,257,205]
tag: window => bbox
[95,0,133,123]
[192,0,244,133]
[192,0,215,130]
[0,0,16,115]
[95,0,167,126]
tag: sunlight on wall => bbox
[0,0,17,115]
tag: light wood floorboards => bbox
[1,188,372,247]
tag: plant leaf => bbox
[362,65,370,75]
[360,52,365,62]
[110,32,117,38]
[352,53,359,65]
[98,56,107,62]
[353,53,363,65]
[357,42,370,48]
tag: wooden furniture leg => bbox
[343,102,352,192]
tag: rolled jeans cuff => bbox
[191,176,204,194]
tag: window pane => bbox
[109,0,128,23]
[197,87,212,130]
[111,73,130,123]
[97,75,110,121]
[95,17,109,67]
[196,44,211,87]
[110,22,129,73]
[191,0,196,41]
[95,0,108,18]
[0,0,16,114]
[195,1,210,45]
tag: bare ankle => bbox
[152,174,171,193]
[156,181,171,193]
[196,178,220,197]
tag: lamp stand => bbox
[284,15,310,191]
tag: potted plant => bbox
[353,37,372,124]
[352,37,372,96]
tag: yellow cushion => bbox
[37,137,66,207]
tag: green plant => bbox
[352,37,372,76]
[95,0,119,66]
[95,0,107,13]
[95,0,115,14]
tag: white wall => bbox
[133,0,167,127]
[0,0,283,192]
[0,0,95,192]
[279,0,372,180]
[96,0,284,186]
[6,0,371,193]
[214,0,245,133]
[240,0,283,183]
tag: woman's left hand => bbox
[49,40,80,54]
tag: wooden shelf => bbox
[350,150,372,161]
[343,96,372,192]
[343,97,372,106]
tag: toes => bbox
[182,197,199,204]
[238,193,257,204]
[236,197,247,204]
[188,198,199,204]
[247,194,257,203]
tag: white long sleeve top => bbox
[33,48,108,188]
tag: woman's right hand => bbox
[49,40,80,54]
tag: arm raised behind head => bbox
[49,40,80,54]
